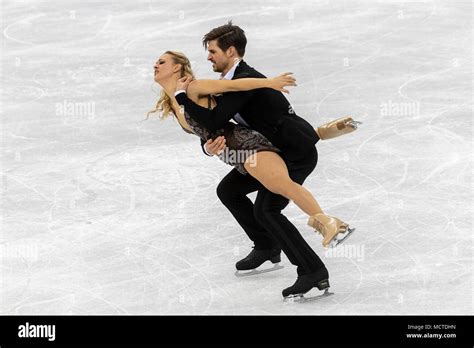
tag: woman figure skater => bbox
[150,51,360,248]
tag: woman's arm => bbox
[186,72,296,97]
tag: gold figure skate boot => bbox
[308,213,356,248]
[316,116,362,140]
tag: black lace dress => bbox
[182,96,280,175]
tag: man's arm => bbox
[175,90,253,132]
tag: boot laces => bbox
[312,218,327,236]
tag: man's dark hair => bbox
[202,20,247,57]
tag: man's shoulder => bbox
[234,60,265,79]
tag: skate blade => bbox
[234,263,284,277]
[345,120,363,129]
[327,227,356,249]
[283,289,334,303]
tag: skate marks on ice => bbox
[2,0,472,315]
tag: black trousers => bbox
[216,146,326,276]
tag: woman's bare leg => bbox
[244,151,354,248]
[244,151,323,216]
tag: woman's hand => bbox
[268,72,297,94]
[176,75,194,93]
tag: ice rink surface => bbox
[1,0,472,314]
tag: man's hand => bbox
[204,136,226,156]
[176,75,194,93]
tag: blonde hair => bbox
[147,51,195,120]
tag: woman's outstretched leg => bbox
[244,151,355,248]
[244,151,323,217]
